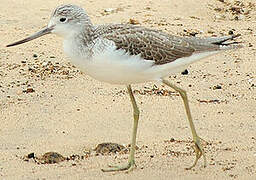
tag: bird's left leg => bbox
[162,79,206,169]
[102,85,139,172]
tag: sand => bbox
[0,0,255,179]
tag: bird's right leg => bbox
[162,79,206,169]
[102,84,139,172]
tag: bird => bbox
[6,4,242,172]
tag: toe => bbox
[101,161,136,172]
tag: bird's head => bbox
[7,4,92,47]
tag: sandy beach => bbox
[1,0,255,179]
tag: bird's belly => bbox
[80,53,156,85]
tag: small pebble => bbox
[27,153,35,159]
[228,30,234,35]
[104,8,115,13]
[215,15,225,20]
[42,61,48,66]
[170,138,175,142]
[23,87,35,93]
[129,18,140,25]
[181,69,189,75]
[213,85,222,90]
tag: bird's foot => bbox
[186,136,207,170]
[101,160,136,172]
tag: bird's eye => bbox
[59,17,67,22]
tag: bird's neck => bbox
[63,25,95,61]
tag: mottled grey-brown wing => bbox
[95,24,196,65]
[94,24,241,65]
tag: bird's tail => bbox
[188,34,243,52]
[209,34,244,50]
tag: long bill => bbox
[6,26,54,47]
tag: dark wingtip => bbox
[231,34,241,39]
[212,33,242,46]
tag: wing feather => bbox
[92,24,241,65]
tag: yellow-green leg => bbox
[162,79,207,169]
[102,85,139,172]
